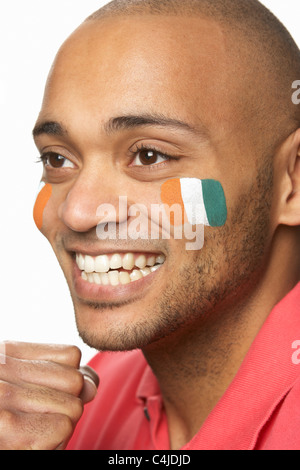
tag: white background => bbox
[0,1,299,364]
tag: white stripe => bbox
[36,181,45,196]
[180,178,209,226]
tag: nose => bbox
[58,167,128,233]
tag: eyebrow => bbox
[104,114,204,136]
[32,121,67,138]
[33,114,208,139]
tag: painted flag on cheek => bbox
[161,178,227,227]
[33,182,52,230]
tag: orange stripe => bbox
[161,179,186,225]
[33,184,52,230]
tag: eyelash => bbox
[37,152,73,168]
[36,155,45,164]
[129,144,179,165]
[37,153,56,164]
[37,145,179,169]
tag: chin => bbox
[72,300,161,352]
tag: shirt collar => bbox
[137,362,162,403]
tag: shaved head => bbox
[86,0,300,158]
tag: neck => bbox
[143,226,300,450]
[143,296,264,449]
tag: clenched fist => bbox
[0,342,99,450]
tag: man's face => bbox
[33,15,274,351]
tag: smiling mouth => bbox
[75,252,165,287]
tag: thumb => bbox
[79,365,100,404]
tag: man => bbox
[1,0,300,450]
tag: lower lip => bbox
[72,261,162,302]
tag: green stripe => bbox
[202,179,227,227]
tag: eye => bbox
[40,152,75,169]
[131,148,171,167]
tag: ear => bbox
[277,128,300,226]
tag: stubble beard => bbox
[75,157,273,352]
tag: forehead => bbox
[41,15,230,133]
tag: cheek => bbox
[33,183,53,230]
[161,178,227,227]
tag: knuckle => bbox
[69,396,84,422]
[28,415,73,450]
[60,345,82,368]
[0,409,20,445]
[67,368,84,396]
[22,415,74,451]
[0,409,74,450]
[0,381,9,399]
[0,410,23,449]
[56,414,74,440]
[0,374,20,401]
[0,409,16,429]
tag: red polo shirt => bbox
[68,282,300,450]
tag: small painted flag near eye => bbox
[161,178,227,227]
[33,182,52,230]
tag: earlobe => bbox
[278,129,300,227]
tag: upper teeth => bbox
[76,252,165,285]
